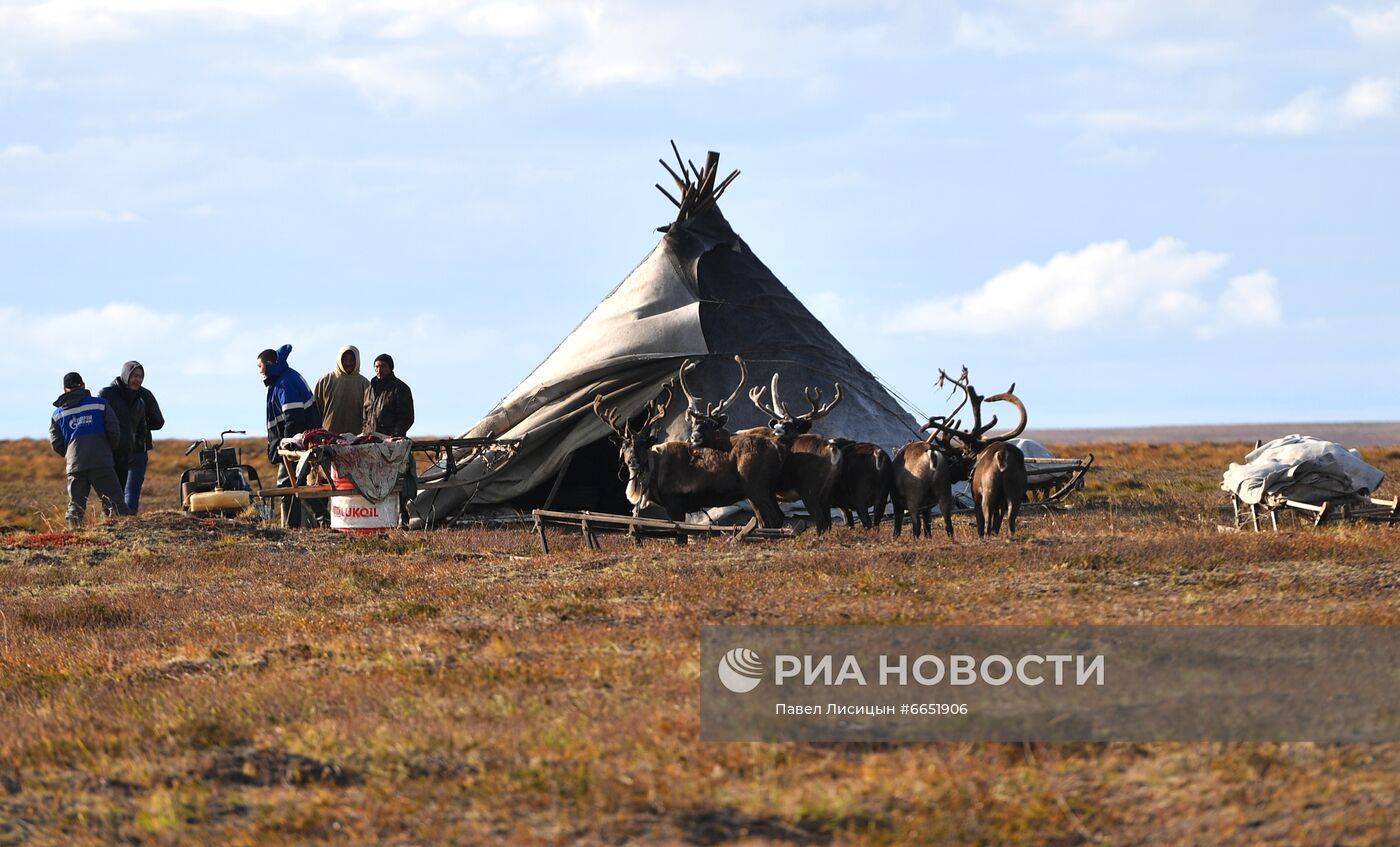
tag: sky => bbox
[3,0,1398,438]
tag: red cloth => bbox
[298,428,344,448]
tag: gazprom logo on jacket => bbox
[67,415,93,432]
[717,647,764,693]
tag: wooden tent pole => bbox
[541,451,575,512]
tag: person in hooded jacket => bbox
[314,345,370,436]
[259,345,328,528]
[99,360,165,513]
[50,371,129,527]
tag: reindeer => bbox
[918,368,1030,538]
[748,374,845,533]
[679,356,749,451]
[891,367,978,540]
[592,386,785,533]
[830,439,893,529]
[971,441,1028,536]
[891,438,958,538]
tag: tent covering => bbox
[410,150,919,526]
[1221,434,1385,506]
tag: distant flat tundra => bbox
[1028,421,1400,447]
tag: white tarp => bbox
[1221,435,1385,506]
[1009,437,1078,483]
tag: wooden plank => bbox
[530,509,793,541]
[535,515,550,554]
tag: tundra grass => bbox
[0,440,1397,844]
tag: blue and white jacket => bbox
[50,388,121,473]
[264,344,323,462]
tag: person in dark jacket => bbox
[363,353,417,525]
[99,360,165,514]
[259,345,328,528]
[363,353,415,437]
[50,372,128,527]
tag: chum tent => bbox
[410,148,920,526]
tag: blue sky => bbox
[3,0,1398,438]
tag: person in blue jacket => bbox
[50,371,129,527]
[258,345,328,528]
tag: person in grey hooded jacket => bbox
[99,360,165,513]
[50,372,128,527]
[314,345,369,436]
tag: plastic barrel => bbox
[328,466,396,532]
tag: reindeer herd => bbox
[591,360,1031,541]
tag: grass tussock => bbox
[0,438,1398,843]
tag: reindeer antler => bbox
[711,356,747,416]
[592,394,627,438]
[924,369,1028,449]
[979,384,1028,444]
[638,386,672,433]
[799,383,843,422]
[936,366,973,424]
[749,372,785,420]
[678,359,704,414]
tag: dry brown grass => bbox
[1,440,1399,844]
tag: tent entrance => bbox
[516,438,631,514]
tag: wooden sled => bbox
[1023,453,1095,505]
[1231,492,1400,531]
[531,509,793,552]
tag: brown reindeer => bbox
[918,368,1030,538]
[747,374,845,533]
[593,386,786,531]
[970,442,1028,537]
[830,439,893,529]
[891,439,958,538]
[679,356,748,450]
[890,368,978,540]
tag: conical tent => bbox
[411,149,919,525]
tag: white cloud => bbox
[1083,108,1213,133]
[886,237,1282,338]
[1085,77,1399,136]
[1332,3,1400,41]
[8,301,524,436]
[1342,76,1398,119]
[1254,79,1398,134]
[551,6,750,88]
[954,12,1029,54]
[954,0,1259,55]
[0,208,141,224]
[0,1,448,44]
[1198,270,1281,338]
[318,50,465,109]
[1258,88,1327,135]
[2,143,41,157]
